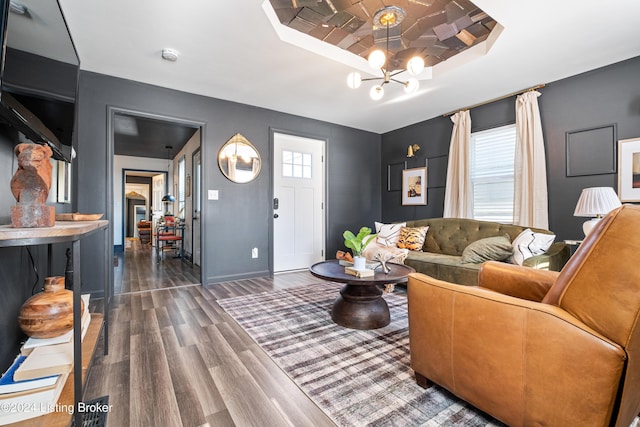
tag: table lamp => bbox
[573,187,621,236]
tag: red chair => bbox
[156,216,183,261]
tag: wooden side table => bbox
[564,239,583,256]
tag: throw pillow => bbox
[396,226,429,251]
[375,221,406,247]
[509,229,556,266]
[461,235,513,264]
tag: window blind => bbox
[470,124,516,223]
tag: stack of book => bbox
[0,294,90,425]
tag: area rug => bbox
[217,283,504,427]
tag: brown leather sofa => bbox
[408,205,640,426]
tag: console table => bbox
[0,220,109,427]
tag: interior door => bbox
[192,149,201,266]
[273,133,325,272]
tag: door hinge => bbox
[321,249,324,257]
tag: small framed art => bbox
[402,167,427,205]
[618,137,640,202]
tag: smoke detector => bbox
[161,48,179,62]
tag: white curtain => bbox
[443,110,472,218]
[514,90,549,228]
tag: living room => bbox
[1,0,640,425]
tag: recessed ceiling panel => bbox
[268,0,499,71]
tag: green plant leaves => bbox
[343,227,375,257]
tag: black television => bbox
[0,0,79,162]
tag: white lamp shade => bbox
[370,85,384,100]
[404,78,419,94]
[574,187,621,217]
[407,56,425,76]
[347,72,362,89]
[368,49,386,70]
[574,187,622,236]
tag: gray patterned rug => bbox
[217,282,504,427]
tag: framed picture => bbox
[618,137,640,202]
[402,167,427,205]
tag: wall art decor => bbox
[618,137,640,202]
[566,124,616,177]
[402,167,427,206]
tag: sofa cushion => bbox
[374,221,406,247]
[461,235,513,263]
[509,229,555,266]
[397,226,429,251]
[405,251,482,286]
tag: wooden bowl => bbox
[18,276,84,338]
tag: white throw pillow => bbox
[509,229,556,266]
[374,221,406,247]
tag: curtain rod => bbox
[442,84,546,117]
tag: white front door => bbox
[273,133,325,272]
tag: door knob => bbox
[274,213,279,218]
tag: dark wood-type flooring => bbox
[86,260,337,426]
[115,238,201,294]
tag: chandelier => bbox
[347,6,425,101]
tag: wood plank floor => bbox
[115,239,201,294]
[85,270,337,427]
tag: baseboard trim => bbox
[114,245,124,253]
[206,269,271,285]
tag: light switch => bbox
[208,190,219,200]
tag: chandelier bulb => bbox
[407,56,425,76]
[404,78,419,94]
[368,49,386,70]
[370,85,384,100]
[347,72,362,89]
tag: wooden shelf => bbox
[1,219,110,427]
[9,315,104,427]
[0,220,108,247]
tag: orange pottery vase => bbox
[18,276,83,338]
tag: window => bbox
[470,124,516,223]
[177,156,186,217]
[282,150,312,178]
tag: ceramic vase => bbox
[18,276,83,338]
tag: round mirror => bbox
[218,133,261,183]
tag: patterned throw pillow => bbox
[396,226,429,251]
[509,229,556,265]
[375,221,406,247]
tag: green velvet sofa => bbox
[403,217,570,286]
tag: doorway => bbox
[110,109,204,293]
[272,132,326,272]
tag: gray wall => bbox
[75,71,381,293]
[381,55,640,240]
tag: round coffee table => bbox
[309,259,415,330]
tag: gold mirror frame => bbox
[218,133,261,183]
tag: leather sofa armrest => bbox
[522,242,570,271]
[478,261,559,302]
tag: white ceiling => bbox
[58,0,640,134]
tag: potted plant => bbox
[343,226,376,270]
